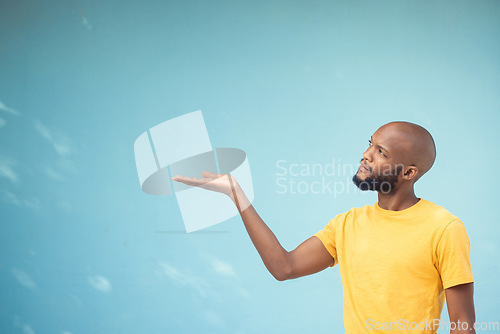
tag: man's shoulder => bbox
[329,203,375,223]
[348,202,377,215]
[347,198,460,225]
[420,199,460,224]
[330,199,461,227]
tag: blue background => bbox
[1,1,499,333]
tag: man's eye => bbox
[368,140,372,146]
[379,149,385,156]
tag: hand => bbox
[171,171,239,199]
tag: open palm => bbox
[171,171,238,197]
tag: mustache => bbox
[360,159,372,172]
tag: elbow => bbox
[267,252,294,281]
[273,273,288,282]
[271,265,293,282]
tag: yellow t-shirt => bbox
[314,198,474,334]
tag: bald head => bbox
[374,121,436,182]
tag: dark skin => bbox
[358,122,475,333]
[172,121,475,333]
[358,121,435,211]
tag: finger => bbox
[171,175,207,186]
[202,171,222,178]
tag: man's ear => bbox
[402,165,418,181]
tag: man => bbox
[171,121,475,334]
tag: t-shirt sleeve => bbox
[436,219,474,289]
[314,214,342,267]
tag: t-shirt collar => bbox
[374,198,424,217]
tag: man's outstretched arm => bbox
[236,199,334,281]
[172,171,334,281]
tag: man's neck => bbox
[377,187,419,211]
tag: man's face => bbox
[352,126,408,193]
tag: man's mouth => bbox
[359,163,370,173]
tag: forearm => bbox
[229,184,291,281]
[449,319,475,334]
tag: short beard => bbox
[352,166,402,193]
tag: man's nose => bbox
[362,148,372,163]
